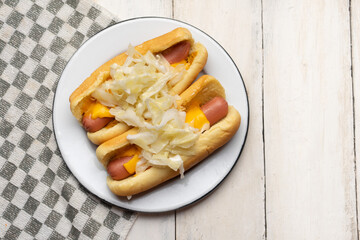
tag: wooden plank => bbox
[93,0,172,19]
[92,1,175,239]
[174,1,265,239]
[263,0,357,239]
[126,213,175,240]
[351,0,360,236]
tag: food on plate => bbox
[69,27,207,145]
[69,28,241,197]
[106,95,229,181]
[96,75,241,196]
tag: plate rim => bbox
[52,16,250,213]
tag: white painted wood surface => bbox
[352,0,360,237]
[93,0,360,239]
[263,0,356,239]
[173,1,265,239]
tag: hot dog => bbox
[107,95,229,180]
[161,41,191,64]
[96,75,241,196]
[107,156,133,180]
[69,28,208,145]
[200,97,228,126]
[69,28,241,197]
[82,115,113,133]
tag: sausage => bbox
[82,115,113,133]
[107,97,229,180]
[161,41,191,64]
[201,97,228,126]
[107,156,133,180]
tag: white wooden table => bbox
[94,0,360,239]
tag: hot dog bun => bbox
[69,28,208,145]
[97,75,241,196]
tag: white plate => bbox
[53,17,249,213]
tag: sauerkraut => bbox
[92,45,198,176]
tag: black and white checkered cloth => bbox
[0,0,137,239]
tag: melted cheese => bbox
[119,146,140,157]
[170,52,197,70]
[185,102,210,130]
[85,101,113,119]
[119,146,141,174]
[171,60,188,69]
[123,155,140,174]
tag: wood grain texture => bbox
[351,0,360,237]
[174,0,265,239]
[263,0,357,239]
[91,0,360,239]
[126,213,175,240]
[93,0,172,19]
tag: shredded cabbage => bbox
[92,45,198,175]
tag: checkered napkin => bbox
[0,0,137,239]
